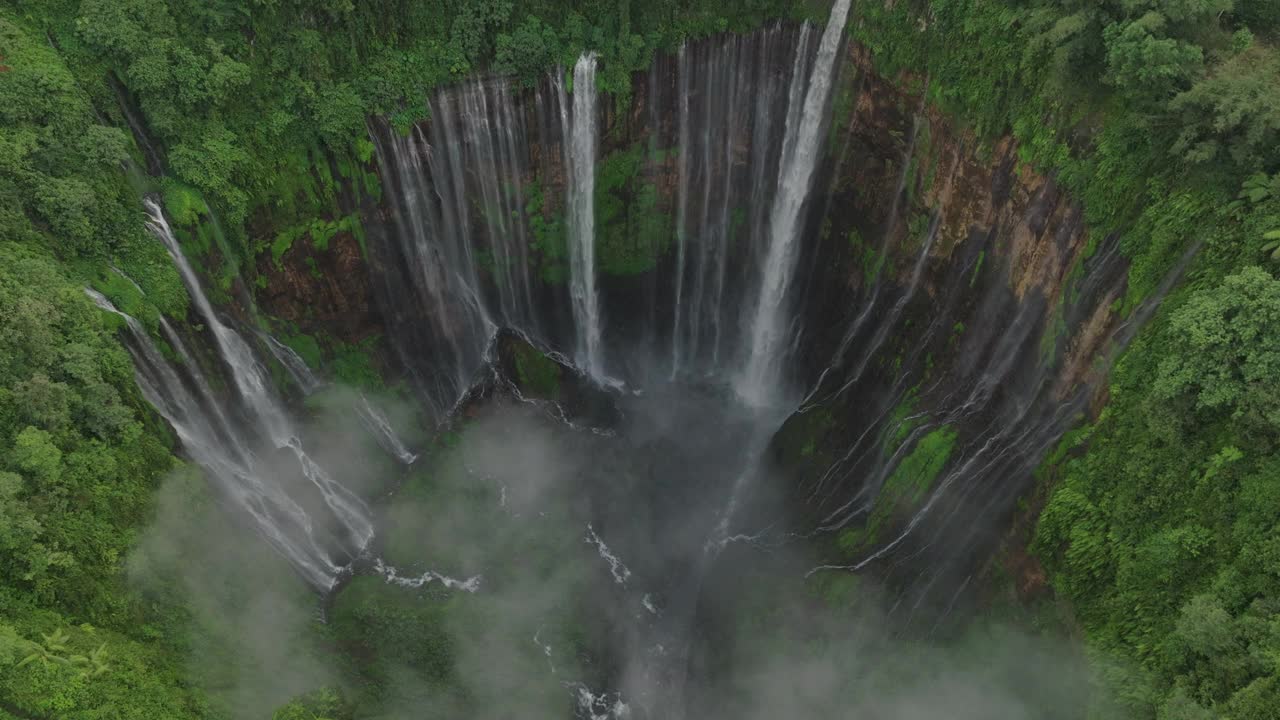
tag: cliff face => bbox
[804,45,1120,394]
[764,42,1133,599]
[254,227,382,346]
[256,31,1134,596]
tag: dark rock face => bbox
[490,329,622,429]
[255,227,382,346]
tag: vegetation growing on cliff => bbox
[1033,267,1280,717]
[595,143,673,275]
[843,0,1279,716]
[0,0,1278,717]
[837,425,956,555]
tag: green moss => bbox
[93,267,155,326]
[512,342,561,399]
[885,387,921,451]
[776,406,836,466]
[1038,248,1088,365]
[806,571,861,609]
[525,181,568,284]
[840,425,958,556]
[970,249,986,288]
[331,336,383,389]
[270,227,301,266]
[594,143,673,276]
[908,211,931,242]
[849,228,890,286]
[1035,421,1094,481]
[280,333,324,370]
[161,181,210,227]
[329,576,457,684]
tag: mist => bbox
[125,374,1107,719]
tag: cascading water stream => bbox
[356,395,420,466]
[259,330,419,468]
[369,121,496,420]
[564,53,605,380]
[369,58,619,420]
[738,0,854,406]
[668,26,813,380]
[262,332,322,394]
[799,98,930,410]
[369,27,841,413]
[669,43,692,379]
[141,198,374,587]
[85,289,343,588]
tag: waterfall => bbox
[368,28,845,400]
[126,19,860,595]
[85,289,347,589]
[369,120,495,419]
[356,395,419,466]
[139,198,374,588]
[738,0,853,405]
[261,332,418,467]
[427,78,539,332]
[563,53,604,379]
[368,69,602,418]
[669,26,814,379]
[670,44,692,378]
[262,333,321,394]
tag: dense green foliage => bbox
[1,0,1278,716]
[511,341,563,399]
[1032,267,1280,718]
[0,14,186,316]
[0,13,213,717]
[594,143,674,275]
[0,244,206,716]
[8,0,817,226]
[0,246,171,620]
[271,688,354,720]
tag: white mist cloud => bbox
[126,392,1107,720]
